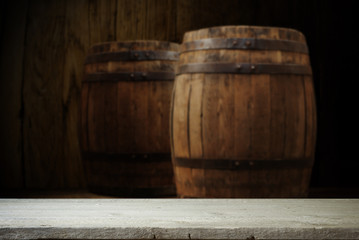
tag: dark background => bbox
[1,0,358,196]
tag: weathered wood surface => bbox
[172,26,316,197]
[0,199,358,239]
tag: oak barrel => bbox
[81,41,179,197]
[171,26,317,197]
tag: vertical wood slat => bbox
[172,75,191,158]
[103,83,119,153]
[234,74,251,159]
[23,0,67,188]
[250,75,271,159]
[63,0,89,187]
[269,76,286,159]
[202,74,220,158]
[303,75,317,159]
[188,74,204,158]
[117,82,134,152]
[0,0,28,189]
[132,82,149,152]
[116,0,177,41]
[88,0,117,44]
[283,75,306,159]
[217,74,235,159]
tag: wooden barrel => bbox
[171,26,317,197]
[81,40,179,197]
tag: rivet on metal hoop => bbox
[245,40,252,47]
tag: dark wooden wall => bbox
[1,0,358,192]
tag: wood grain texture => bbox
[116,0,177,41]
[171,26,316,197]
[88,0,117,44]
[23,0,68,188]
[2,199,358,240]
[172,75,191,158]
[63,0,89,188]
[2,0,122,190]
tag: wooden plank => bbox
[144,0,177,41]
[116,82,134,153]
[234,75,252,159]
[283,75,306,159]
[1,199,359,240]
[191,168,206,196]
[187,72,205,197]
[188,74,204,158]
[132,81,149,153]
[269,76,286,159]
[0,0,28,189]
[115,0,147,40]
[116,0,177,41]
[303,75,317,159]
[217,74,235,158]
[159,81,173,152]
[172,75,191,158]
[201,74,219,158]
[146,81,159,153]
[88,0,117,44]
[62,0,89,188]
[249,74,271,159]
[22,0,67,188]
[87,83,105,152]
[103,83,119,153]
[147,80,173,153]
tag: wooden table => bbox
[1,199,358,239]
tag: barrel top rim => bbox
[183,25,305,39]
[90,40,180,48]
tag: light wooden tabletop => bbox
[1,199,358,239]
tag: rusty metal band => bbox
[181,38,308,53]
[83,72,175,82]
[83,152,171,162]
[178,63,312,75]
[85,51,179,64]
[173,157,313,170]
